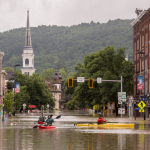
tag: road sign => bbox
[118,98,123,104]
[77,77,85,83]
[135,108,141,110]
[118,108,125,114]
[122,92,126,101]
[118,92,126,102]
[97,78,102,83]
[137,101,146,112]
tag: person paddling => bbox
[44,115,54,126]
[38,113,46,122]
[97,115,107,124]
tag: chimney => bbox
[135,8,143,16]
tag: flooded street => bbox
[0,110,150,150]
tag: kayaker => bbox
[97,115,106,124]
[38,113,46,122]
[44,115,54,126]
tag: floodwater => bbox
[0,110,150,150]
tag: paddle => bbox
[55,115,61,119]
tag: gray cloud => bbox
[0,0,149,32]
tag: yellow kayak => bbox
[76,123,135,128]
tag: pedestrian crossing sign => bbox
[137,101,146,112]
[139,109,144,112]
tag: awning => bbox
[28,105,36,108]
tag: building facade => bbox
[45,71,63,109]
[21,10,36,75]
[131,8,150,96]
[131,8,150,116]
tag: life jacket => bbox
[97,118,106,124]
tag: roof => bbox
[131,9,148,27]
[5,72,13,80]
[51,71,62,79]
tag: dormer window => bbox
[25,59,29,66]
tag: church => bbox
[21,10,36,75]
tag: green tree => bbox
[27,73,55,108]
[15,86,30,110]
[3,92,15,113]
[10,71,55,109]
[41,68,54,80]
[64,100,78,110]
[65,46,134,115]
[3,66,14,72]
[59,68,67,81]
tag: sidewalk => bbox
[104,117,150,124]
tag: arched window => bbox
[25,59,29,66]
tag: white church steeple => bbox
[21,10,36,75]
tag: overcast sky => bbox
[0,0,149,32]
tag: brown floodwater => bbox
[0,110,150,150]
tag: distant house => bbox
[5,72,14,90]
[45,71,63,109]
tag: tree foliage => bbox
[9,71,55,109]
[3,92,15,113]
[65,46,134,109]
[0,19,133,74]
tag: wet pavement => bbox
[0,110,150,150]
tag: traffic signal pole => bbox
[69,76,124,118]
[121,76,123,118]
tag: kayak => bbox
[76,123,135,128]
[38,121,45,124]
[38,126,56,129]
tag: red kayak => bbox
[38,126,56,129]
[38,121,45,124]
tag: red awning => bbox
[28,105,36,108]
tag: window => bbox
[25,59,29,66]
[24,72,29,76]
[59,85,61,89]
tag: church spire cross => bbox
[25,10,32,47]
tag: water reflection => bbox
[0,111,150,150]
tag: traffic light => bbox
[88,78,93,88]
[68,78,73,87]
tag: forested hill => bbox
[0,19,134,74]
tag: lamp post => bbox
[2,93,5,121]
[13,64,20,116]
[127,95,130,118]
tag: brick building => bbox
[131,8,150,116]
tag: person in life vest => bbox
[97,115,107,124]
[38,113,46,122]
[44,115,54,126]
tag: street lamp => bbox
[127,95,130,118]
[13,64,20,116]
[2,93,5,121]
